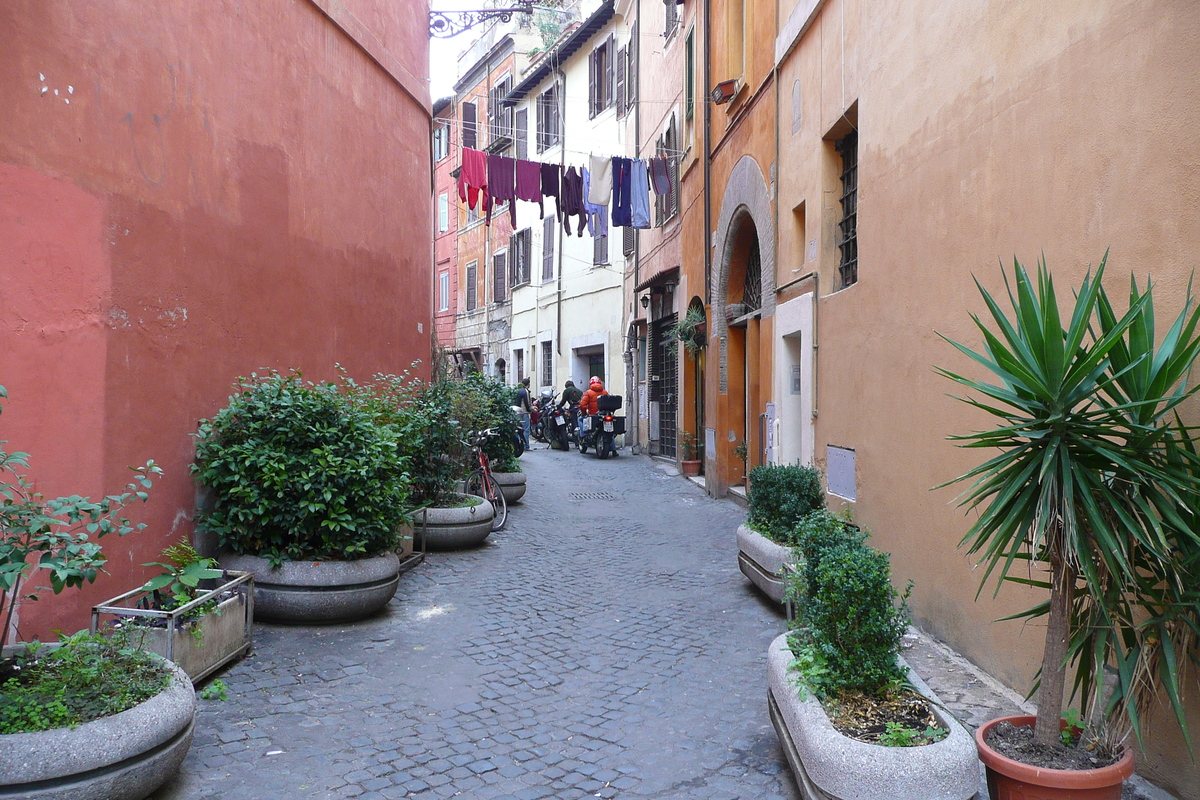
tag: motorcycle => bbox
[577,394,625,459]
[545,401,572,450]
[531,389,556,444]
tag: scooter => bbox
[531,389,556,444]
[577,395,624,459]
[546,402,572,450]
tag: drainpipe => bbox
[631,0,642,453]
[702,0,712,308]
[556,60,566,370]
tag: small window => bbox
[588,36,615,119]
[684,32,695,122]
[514,349,525,383]
[433,124,450,161]
[515,108,528,159]
[836,130,858,289]
[665,1,678,40]
[510,228,532,287]
[494,249,507,303]
[438,272,449,312]
[536,85,560,152]
[541,344,553,387]
[462,101,477,149]
[488,77,513,144]
[465,260,478,310]
[438,193,449,232]
[542,215,555,281]
[654,117,679,226]
[593,234,609,266]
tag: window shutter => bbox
[616,46,627,117]
[629,23,638,106]
[515,108,528,159]
[623,226,636,258]
[588,50,597,118]
[494,251,507,303]
[605,35,615,109]
[522,229,532,283]
[542,215,555,280]
[462,101,477,149]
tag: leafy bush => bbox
[192,372,409,564]
[0,631,170,733]
[747,464,824,543]
[454,373,521,472]
[800,541,911,698]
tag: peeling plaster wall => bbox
[0,0,432,641]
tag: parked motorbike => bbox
[531,389,556,444]
[546,401,571,450]
[510,405,527,455]
[577,395,625,459]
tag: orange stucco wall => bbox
[777,0,1200,795]
[0,0,431,641]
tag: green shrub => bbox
[459,373,521,472]
[783,510,864,607]
[192,372,409,564]
[747,464,824,542]
[800,541,911,698]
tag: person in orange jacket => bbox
[578,376,609,417]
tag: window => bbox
[510,228,532,287]
[515,108,528,159]
[836,130,858,289]
[515,349,524,383]
[629,22,638,108]
[433,124,450,161]
[438,271,449,311]
[684,32,695,122]
[494,249,507,303]
[623,226,636,258]
[466,202,480,225]
[438,193,449,232]
[541,344,553,387]
[465,260,478,310]
[616,45,628,118]
[588,36,615,119]
[655,117,679,226]
[542,215,555,281]
[593,234,609,266]
[665,0,678,40]
[536,84,560,152]
[488,77,513,144]
[462,101,477,149]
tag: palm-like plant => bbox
[937,252,1200,751]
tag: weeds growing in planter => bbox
[193,372,410,565]
[0,630,170,733]
[748,465,825,544]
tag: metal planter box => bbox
[92,571,254,682]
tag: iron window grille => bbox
[743,237,762,312]
[836,130,858,289]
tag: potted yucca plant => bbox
[937,253,1200,799]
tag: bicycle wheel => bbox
[465,469,508,531]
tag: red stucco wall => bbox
[0,0,431,641]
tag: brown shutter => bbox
[462,101,477,149]
[605,35,615,109]
[616,46,627,117]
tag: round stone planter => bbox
[0,651,196,800]
[219,551,401,624]
[976,716,1133,800]
[736,524,794,604]
[766,632,980,800]
[416,495,494,551]
[492,471,527,504]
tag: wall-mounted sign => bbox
[827,445,856,501]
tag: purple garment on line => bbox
[541,162,561,221]
[560,166,586,237]
[515,159,543,216]
[486,154,516,226]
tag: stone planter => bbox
[219,552,401,624]
[767,633,980,800]
[415,495,494,551]
[92,571,254,682]
[0,651,196,800]
[492,471,527,504]
[736,524,794,604]
[975,716,1133,800]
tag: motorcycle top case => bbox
[597,395,623,412]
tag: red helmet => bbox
[589,375,601,386]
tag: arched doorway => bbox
[726,217,763,483]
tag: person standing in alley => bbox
[516,377,534,448]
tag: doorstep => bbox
[686,474,705,490]
[903,627,1179,800]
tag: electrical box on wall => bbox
[826,445,856,501]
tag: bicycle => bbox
[463,428,508,531]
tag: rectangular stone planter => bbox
[92,571,254,682]
[736,523,795,605]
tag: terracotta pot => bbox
[975,715,1134,800]
[681,459,701,476]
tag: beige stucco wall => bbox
[776,0,1200,795]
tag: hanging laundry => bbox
[649,156,672,196]
[515,159,543,217]
[486,154,516,226]
[630,159,652,229]
[611,157,633,228]
[587,154,612,206]
[560,166,587,237]
[458,147,488,212]
[541,162,562,221]
[582,168,609,239]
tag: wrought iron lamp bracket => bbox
[429,2,535,38]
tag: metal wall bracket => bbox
[429,2,535,38]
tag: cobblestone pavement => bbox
[157,447,800,800]
[155,446,1178,800]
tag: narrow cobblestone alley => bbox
[157,448,799,800]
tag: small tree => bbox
[937,254,1200,749]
